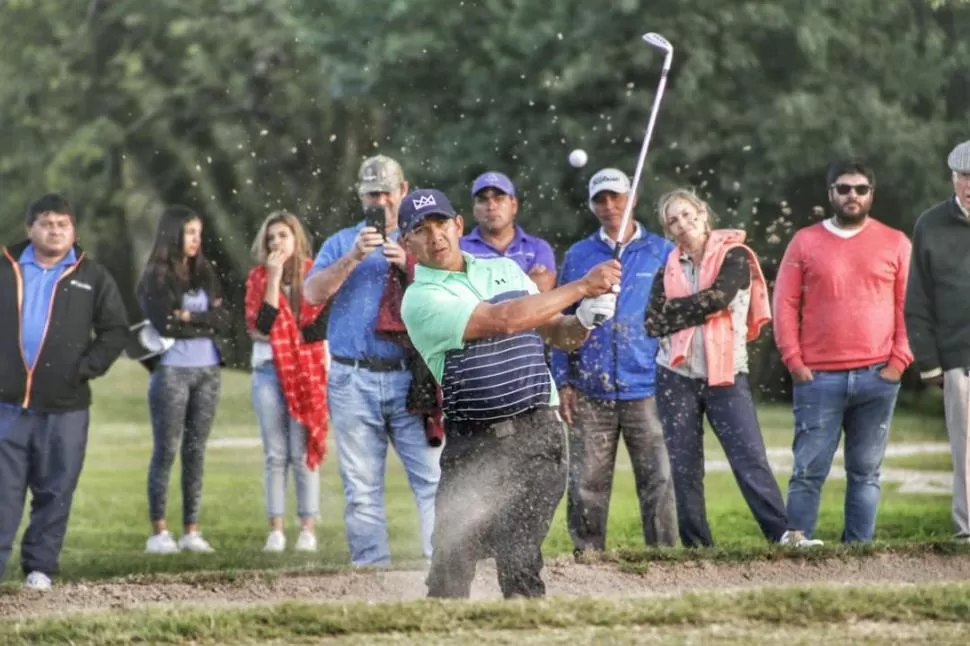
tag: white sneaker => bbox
[294,530,318,552]
[24,571,51,591]
[178,532,215,553]
[780,529,824,547]
[263,530,286,552]
[145,531,180,554]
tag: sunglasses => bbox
[832,183,872,196]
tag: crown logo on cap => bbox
[412,194,437,209]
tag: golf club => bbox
[593,31,674,326]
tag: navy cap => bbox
[471,171,516,198]
[399,189,457,236]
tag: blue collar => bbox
[19,244,77,268]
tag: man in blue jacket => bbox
[552,168,679,553]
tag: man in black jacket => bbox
[0,193,129,589]
[904,140,970,542]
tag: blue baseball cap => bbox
[470,171,516,198]
[399,189,458,236]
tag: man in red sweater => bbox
[773,160,913,544]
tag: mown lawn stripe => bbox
[4,581,970,644]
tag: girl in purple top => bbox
[136,206,231,555]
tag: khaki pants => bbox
[944,368,970,537]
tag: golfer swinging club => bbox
[400,188,621,598]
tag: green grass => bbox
[884,451,955,472]
[0,360,956,585]
[753,402,949,447]
[4,581,970,644]
[600,539,970,572]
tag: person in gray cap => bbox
[304,155,441,566]
[904,140,970,542]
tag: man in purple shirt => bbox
[460,171,557,292]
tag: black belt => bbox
[445,406,559,438]
[332,355,409,372]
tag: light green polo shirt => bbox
[401,253,559,408]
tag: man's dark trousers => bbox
[0,405,89,577]
[567,394,678,551]
[426,407,567,599]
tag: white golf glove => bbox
[576,293,618,329]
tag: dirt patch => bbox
[3,552,970,620]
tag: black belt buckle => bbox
[333,355,407,372]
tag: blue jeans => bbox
[327,361,441,566]
[785,364,901,543]
[251,364,320,520]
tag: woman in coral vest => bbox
[644,188,819,549]
[245,211,330,552]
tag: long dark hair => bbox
[139,205,217,294]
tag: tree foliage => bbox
[1,0,967,393]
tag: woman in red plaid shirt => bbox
[245,212,330,552]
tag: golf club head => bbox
[642,32,672,53]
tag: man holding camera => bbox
[304,155,441,567]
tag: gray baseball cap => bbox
[358,155,405,195]
[948,141,970,174]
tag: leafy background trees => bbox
[2,0,968,399]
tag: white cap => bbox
[588,168,631,211]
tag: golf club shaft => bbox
[592,40,673,327]
[614,54,672,260]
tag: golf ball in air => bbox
[568,149,588,168]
